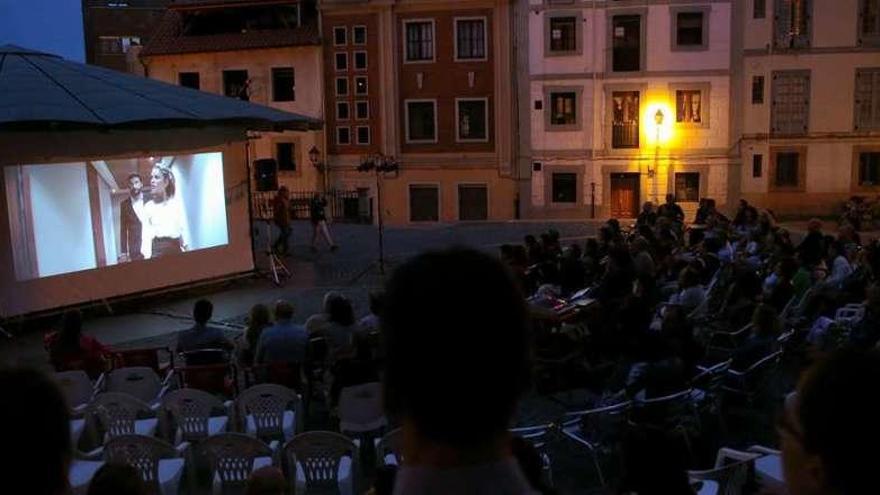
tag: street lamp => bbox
[650,108,665,200]
[308,145,327,191]
[357,153,399,276]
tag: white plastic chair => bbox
[103,366,173,408]
[688,447,761,495]
[747,446,785,488]
[69,459,104,495]
[55,370,99,417]
[284,431,358,495]
[160,388,231,444]
[104,434,189,495]
[88,392,159,446]
[375,428,402,467]
[199,433,277,495]
[235,383,303,443]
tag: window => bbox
[335,52,348,71]
[549,16,577,53]
[612,15,641,72]
[410,185,439,222]
[458,185,488,221]
[456,98,488,142]
[674,11,706,49]
[336,127,351,145]
[855,68,880,130]
[612,91,640,149]
[754,0,766,19]
[676,90,703,124]
[354,51,367,70]
[356,101,369,120]
[674,173,700,202]
[356,126,371,145]
[223,70,249,100]
[861,0,880,45]
[336,77,349,96]
[753,155,763,177]
[406,100,437,143]
[178,72,200,90]
[552,173,577,203]
[774,151,802,188]
[752,76,765,104]
[549,92,577,126]
[333,27,347,46]
[858,151,880,186]
[271,67,295,102]
[775,0,811,49]
[456,18,486,60]
[337,102,350,120]
[405,20,434,62]
[353,25,367,45]
[771,70,810,135]
[355,76,368,95]
[276,142,296,171]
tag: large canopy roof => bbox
[0,44,322,132]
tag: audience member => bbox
[730,304,780,372]
[45,309,110,379]
[305,291,345,334]
[245,466,286,495]
[780,350,880,495]
[254,300,308,365]
[0,367,71,495]
[382,248,534,493]
[358,291,384,334]
[312,295,358,361]
[176,299,233,354]
[86,463,148,495]
[239,303,272,366]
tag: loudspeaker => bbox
[254,158,278,192]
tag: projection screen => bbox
[0,143,254,317]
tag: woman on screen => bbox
[142,164,190,258]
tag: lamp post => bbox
[308,145,327,192]
[652,109,665,203]
[357,153,398,275]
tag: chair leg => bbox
[591,452,606,487]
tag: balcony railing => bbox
[612,122,639,149]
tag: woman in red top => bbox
[44,310,110,379]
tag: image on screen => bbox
[4,152,229,281]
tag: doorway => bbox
[610,173,640,218]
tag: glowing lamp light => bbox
[308,145,320,166]
[645,102,674,146]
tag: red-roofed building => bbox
[141,0,326,192]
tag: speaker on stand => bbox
[252,158,289,285]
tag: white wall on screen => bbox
[172,152,229,250]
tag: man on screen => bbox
[119,173,146,262]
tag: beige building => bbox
[141,1,325,195]
[736,0,880,215]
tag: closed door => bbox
[409,185,439,222]
[610,174,639,218]
[458,185,488,221]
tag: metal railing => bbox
[252,189,372,223]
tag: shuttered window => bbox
[774,0,811,49]
[771,70,810,135]
[855,68,880,131]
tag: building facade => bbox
[82,0,170,73]
[140,0,325,193]
[736,0,880,215]
[516,0,736,220]
[320,0,517,224]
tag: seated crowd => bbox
[7,195,880,495]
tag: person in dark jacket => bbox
[309,194,338,252]
[119,173,145,262]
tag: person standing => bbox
[119,173,146,262]
[272,186,292,256]
[657,194,685,224]
[309,193,338,252]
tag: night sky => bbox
[0,0,85,61]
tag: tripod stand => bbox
[349,154,398,285]
[262,221,290,286]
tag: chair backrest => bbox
[691,360,732,395]
[91,392,154,440]
[338,382,386,434]
[689,458,758,495]
[161,388,227,443]
[104,434,179,495]
[376,428,403,466]
[284,431,358,493]
[307,337,329,368]
[178,363,235,397]
[633,389,697,430]
[199,433,274,492]
[236,384,301,441]
[54,370,94,410]
[248,362,303,392]
[562,401,632,447]
[105,367,162,403]
[181,348,228,366]
[114,347,172,374]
